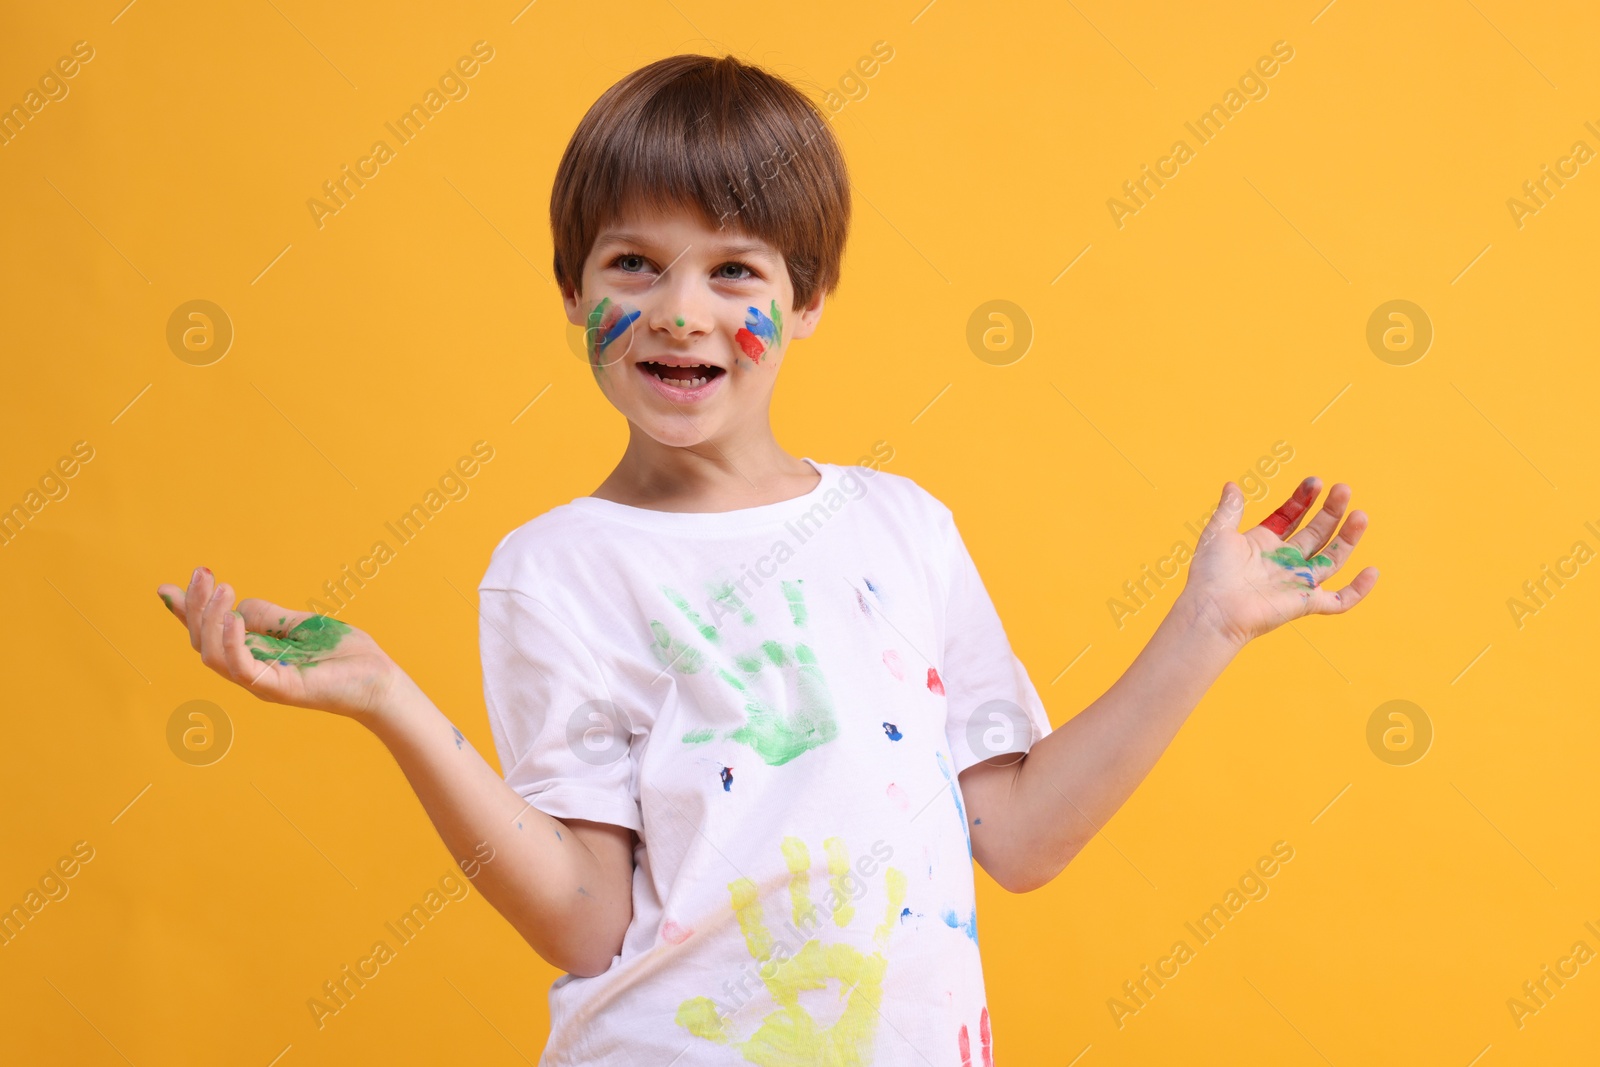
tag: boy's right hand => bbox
[156,567,404,721]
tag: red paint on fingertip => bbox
[1259,482,1316,536]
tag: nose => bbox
[646,266,714,340]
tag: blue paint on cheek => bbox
[743,305,777,343]
[601,308,641,351]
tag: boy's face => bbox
[563,202,824,450]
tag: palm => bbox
[157,570,400,719]
[1183,477,1379,648]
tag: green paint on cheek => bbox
[682,727,715,745]
[769,299,784,348]
[245,614,352,668]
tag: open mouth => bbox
[638,361,726,390]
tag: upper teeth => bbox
[651,364,712,388]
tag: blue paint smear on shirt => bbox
[882,722,902,741]
[941,906,979,943]
[937,750,972,861]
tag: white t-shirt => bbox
[478,458,1052,1065]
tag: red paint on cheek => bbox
[735,328,766,361]
[1259,482,1316,536]
[927,667,945,696]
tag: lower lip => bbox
[637,364,726,404]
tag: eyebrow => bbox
[597,231,776,260]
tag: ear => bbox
[788,288,826,342]
[561,280,585,327]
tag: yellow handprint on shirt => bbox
[676,835,908,1065]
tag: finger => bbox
[198,581,234,676]
[1257,477,1322,538]
[236,597,315,639]
[1286,482,1351,559]
[1196,481,1247,549]
[222,608,294,697]
[1308,508,1370,582]
[184,566,214,651]
[157,583,188,625]
[1306,565,1379,615]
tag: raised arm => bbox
[156,567,633,977]
[959,476,1379,893]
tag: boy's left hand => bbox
[1181,476,1379,650]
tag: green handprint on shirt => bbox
[651,579,839,766]
[676,834,908,1064]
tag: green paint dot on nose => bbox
[675,316,685,327]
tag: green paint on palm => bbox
[782,580,806,626]
[1266,545,1333,570]
[682,727,715,745]
[245,614,352,668]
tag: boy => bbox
[158,53,1377,1065]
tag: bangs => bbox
[551,55,850,307]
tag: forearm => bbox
[980,591,1241,890]
[360,674,631,976]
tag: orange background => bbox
[2,1,1597,1063]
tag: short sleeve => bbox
[478,587,643,832]
[935,506,1054,774]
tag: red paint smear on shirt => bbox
[660,920,693,945]
[1259,481,1315,536]
[979,1006,992,1066]
[735,328,766,361]
[927,667,945,695]
[883,649,904,681]
[958,1024,971,1067]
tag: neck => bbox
[589,425,816,511]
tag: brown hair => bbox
[549,54,850,310]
